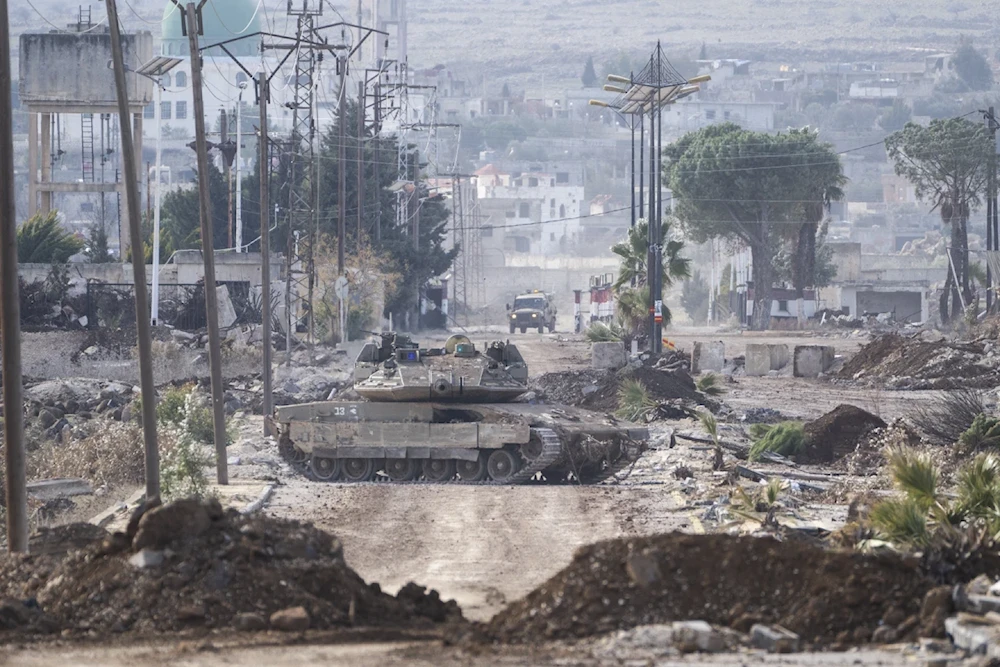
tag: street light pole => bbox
[236,82,246,252]
[152,78,163,323]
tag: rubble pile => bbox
[835,418,923,476]
[486,533,932,647]
[0,499,462,638]
[838,334,1000,389]
[800,405,886,463]
[531,349,704,414]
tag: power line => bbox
[25,0,108,33]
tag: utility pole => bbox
[183,1,228,484]
[106,0,160,503]
[337,53,348,273]
[0,0,27,552]
[235,82,246,252]
[987,107,998,311]
[258,74,273,433]
[221,109,232,249]
[357,80,365,248]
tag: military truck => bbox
[507,290,557,334]
[274,333,646,484]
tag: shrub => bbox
[157,384,192,426]
[748,422,806,461]
[696,372,725,396]
[958,414,1000,454]
[615,379,656,421]
[160,433,210,500]
[585,321,622,342]
[910,388,988,447]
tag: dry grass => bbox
[26,421,161,488]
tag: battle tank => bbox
[274,332,647,484]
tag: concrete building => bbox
[473,162,586,256]
[662,100,779,132]
[19,23,154,254]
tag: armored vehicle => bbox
[275,333,646,484]
[507,291,557,334]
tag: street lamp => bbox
[136,56,182,326]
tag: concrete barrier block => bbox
[745,344,790,376]
[793,345,835,378]
[692,341,725,374]
[591,341,626,370]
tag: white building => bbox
[473,163,585,255]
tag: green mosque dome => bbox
[161,0,261,57]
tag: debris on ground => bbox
[0,498,462,639]
[838,333,1000,389]
[531,354,708,416]
[834,418,923,476]
[485,533,930,648]
[800,405,886,464]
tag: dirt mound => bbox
[839,334,1000,389]
[485,533,929,647]
[532,359,702,413]
[801,405,886,463]
[0,498,462,639]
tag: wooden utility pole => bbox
[357,80,365,246]
[258,75,273,433]
[0,0,28,551]
[337,54,347,273]
[106,0,160,503]
[185,2,228,484]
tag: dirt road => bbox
[266,482,687,620]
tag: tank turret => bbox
[353,334,528,403]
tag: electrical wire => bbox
[25,0,108,33]
[207,0,264,36]
[123,0,176,26]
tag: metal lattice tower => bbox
[450,175,484,323]
[283,1,322,359]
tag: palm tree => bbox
[611,218,690,293]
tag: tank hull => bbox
[274,401,648,485]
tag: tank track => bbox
[280,427,580,485]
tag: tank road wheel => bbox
[456,454,488,482]
[423,459,456,483]
[342,458,378,482]
[487,448,522,482]
[311,455,342,481]
[385,458,420,482]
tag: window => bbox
[160,101,172,119]
[550,198,556,207]
[556,172,569,184]
[481,225,493,237]
[518,202,530,217]
[514,236,530,252]
[559,204,566,217]
[175,71,187,87]
[144,102,155,119]
[162,73,171,87]
[505,211,515,218]
[236,72,248,86]
[528,177,538,187]
[550,232,556,241]
[80,202,93,213]
[175,101,187,119]
[724,110,731,120]
[777,300,789,313]
[705,109,716,120]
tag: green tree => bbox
[85,221,113,263]
[878,100,912,132]
[247,97,457,320]
[885,118,991,322]
[681,270,710,324]
[954,38,993,91]
[17,211,83,263]
[582,56,598,88]
[160,165,231,252]
[666,124,845,329]
[610,218,690,292]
